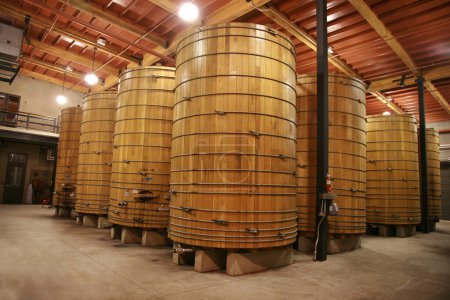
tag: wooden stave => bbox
[169,22,295,248]
[366,115,421,225]
[109,66,175,229]
[75,92,116,215]
[54,106,82,208]
[425,128,441,221]
[296,74,367,235]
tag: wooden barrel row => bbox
[54,106,82,208]
[168,23,298,249]
[296,74,367,237]
[109,66,175,229]
[366,115,421,225]
[75,92,116,215]
[425,128,441,222]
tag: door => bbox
[3,153,28,204]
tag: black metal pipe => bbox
[417,77,429,233]
[315,0,329,261]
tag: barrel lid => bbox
[366,114,417,123]
[61,106,82,113]
[119,65,176,79]
[175,22,295,54]
[296,73,368,90]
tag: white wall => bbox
[0,74,84,117]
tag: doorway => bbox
[3,153,28,204]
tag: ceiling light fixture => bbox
[97,37,107,47]
[178,2,199,22]
[85,47,99,86]
[382,111,391,116]
[56,70,68,105]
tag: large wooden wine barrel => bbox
[425,128,441,222]
[366,115,421,225]
[75,92,116,215]
[296,74,367,237]
[54,106,82,208]
[109,66,175,228]
[169,23,297,249]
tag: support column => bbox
[417,77,429,233]
[315,0,330,262]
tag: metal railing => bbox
[0,109,60,133]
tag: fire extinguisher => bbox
[325,173,332,193]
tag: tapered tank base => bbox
[97,217,111,229]
[110,226,122,239]
[371,224,417,237]
[121,227,142,244]
[142,230,170,247]
[82,215,98,227]
[58,207,71,218]
[328,236,361,254]
[226,247,293,276]
[194,249,227,272]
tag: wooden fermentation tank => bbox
[366,115,421,225]
[425,128,441,223]
[109,66,175,228]
[54,106,82,208]
[296,74,367,237]
[75,92,116,215]
[168,23,298,249]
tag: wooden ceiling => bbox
[0,0,449,122]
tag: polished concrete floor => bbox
[0,205,449,300]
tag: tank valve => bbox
[329,202,339,216]
[173,248,194,254]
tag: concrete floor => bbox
[0,205,449,300]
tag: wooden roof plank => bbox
[349,0,450,115]
[58,0,169,48]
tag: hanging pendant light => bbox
[178,2,199,22]
[85,47,99,86]
[56,70,68,105]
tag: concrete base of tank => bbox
[172,245,293,275]
[296,236,362,254]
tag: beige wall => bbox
[0,74,84,117]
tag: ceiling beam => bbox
[259,4,404,114]
[27,38,118,76]
[57,0,168,48]
[368,65,450,92]
[370,91,405,114]
[146,0,178,14]
[260,5,358,77]
[204,0,271,25]
[20,69,88,93]
[20,54,86,80]
[22,0,175,65]
[348,0,450,115]
[0,2,139,64]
